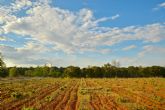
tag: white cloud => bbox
[159,2,165,8]
[122,45,136,51]
[115,45,165,67]
[95,23,165,46]
[0,43,106,67]
[0,0,165,67]
[0,36,14,41]
[3,4,165,54]
[111,14,120,20]
[11,0,32,12]
[138,45,165,57]
[121,45,165,66]
[94,14,120,24]
[153,2,165,10]
[0,42,53,66]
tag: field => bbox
[0,78,165,110]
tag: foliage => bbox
[11,92,23,99]
[0,53,6,68]
[1,64,165,78]
[0,53,7,77]
[64,66,81,77]
[9,67,18,77]
[45,96,52,102]
[0,68,8,77]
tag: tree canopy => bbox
[0,64,164,78]
[0,53,5,68]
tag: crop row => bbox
[0,78,164,110]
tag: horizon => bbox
[3,62,165,68]
[0,0,165,67]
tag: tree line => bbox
[0,64,165,78]
[0,53,165,78]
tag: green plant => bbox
[45,96,52,102]
[152,95,164,102]
[133,105,146,110]
[79,88,89,95]
[116,96,130,103]
[22,107,37,110]
[60,87,64,90]
[11,92,23,99]
[106,88,111,92]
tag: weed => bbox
[60,87,64,90]
[45,96,52,102]
[106,88,111,92]
[152,95,164,102]
[116,96,130,103]
[133,105,146,110]
[22,107,37,110]
[11,92,23,99]
[79,88,89,95]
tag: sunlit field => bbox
[1,0,165,110]
[0,78,164,110]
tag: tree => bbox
[0,53,7,77]
[42,65,50,76]
[9,67,18,77]
[33,66,43,76]
[91,66,103,78]
[49,67,62,77]
[0,68,7,77]
[102,63,112,77]
[64,66,81,77]
[0,53,5,68]
[82,67,93,78]
[25,70,33,76]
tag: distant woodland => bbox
[0,53,165,78]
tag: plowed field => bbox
[0,78,164,110]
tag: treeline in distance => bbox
[0,53,165,78]
[0,64,165,78]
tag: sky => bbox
[0,0,165,67]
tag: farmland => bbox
[0,78,165,110]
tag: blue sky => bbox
[54,0,165,26]
[0,0,165,67]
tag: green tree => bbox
[42,66,50,76]
[91,66,103,77]
[25,70,33,76]
[49,68,61,77]
[64,66,81,77]
[81,67,93,77]
[0,53,5,68]
[102,63,112,77]
[0,68,7,77]
[0,53,7,77]
[33,66,43,76]
[9,67,18,77]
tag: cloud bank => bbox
[0,0,165,67]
